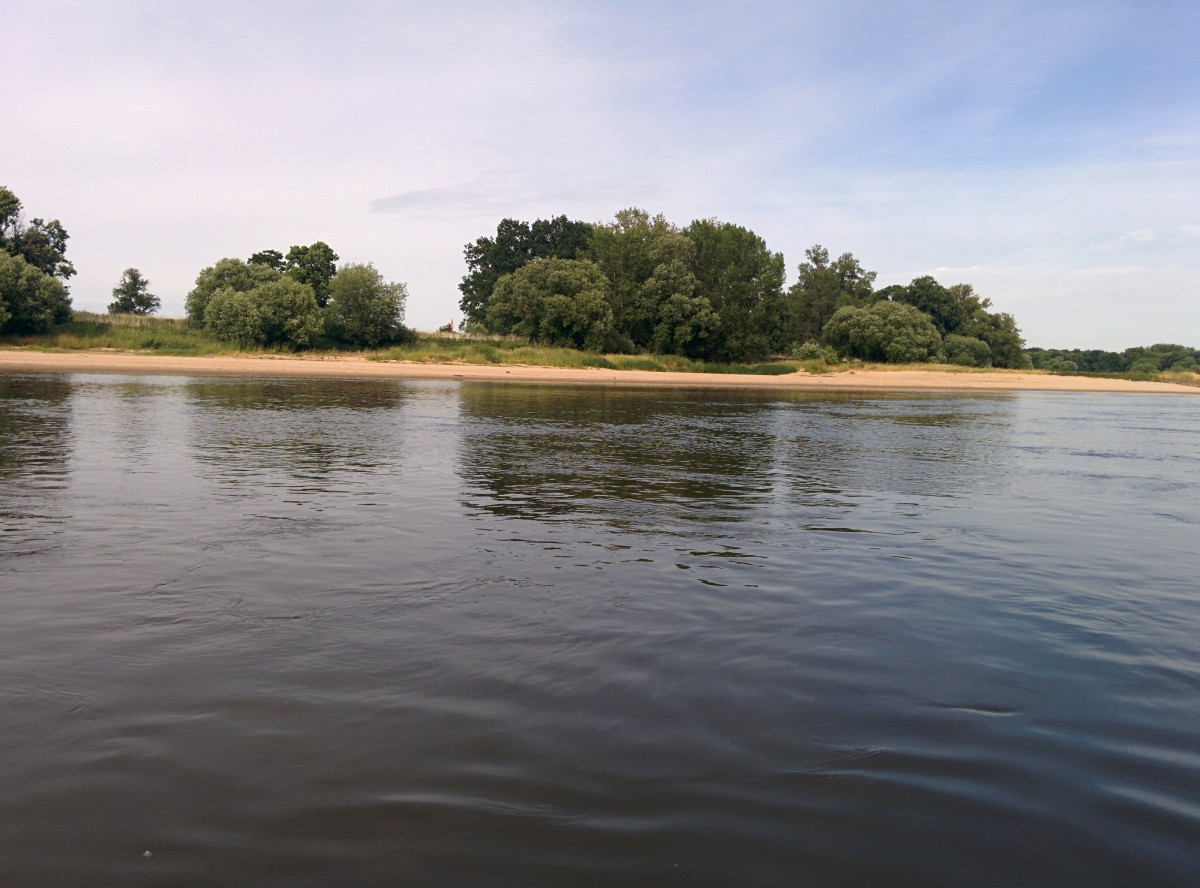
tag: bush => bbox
[942,334,992,367]
[205,278,322,349]
[186,258,279,325]
[790,339,839,363]
[823,301,941,363]
[205,288,263,347]
[326,263,410,348]
[0,251,72,334]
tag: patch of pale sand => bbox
[0,348,1196,394]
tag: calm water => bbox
[2,373,1198,886]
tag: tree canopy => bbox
[0,186,74,334]
[284,242,339,307]
[486,258,613,351]
[459,215,594,326]
[325,263,410,348]
[463,211,1030,365]
[108,268,160,315]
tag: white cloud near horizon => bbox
[6,0,1198,350]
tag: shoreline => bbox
[1,348,1196,394]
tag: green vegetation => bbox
[1028,343,1200,376]
[372,333,802,375]
[459,208,1031,367]
[185,249,411,351]
[1,311,234,355]
[1,186,74,334]
[108,267,160,315]
[3,187,1195,384]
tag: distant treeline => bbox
[1028,344,1199,375]
[459,209,1030,366]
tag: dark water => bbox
[2,373,1198,886]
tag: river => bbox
[2,374,1198,886]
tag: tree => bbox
[326,263,411,347]
[486,258,613,350]
[684,218,785,361]
[108,268,160,315]
[186,258,280,324]
[823,301,942,363]
[0,186,76,281]
[285,242,339,307]
[942,333,992,367]
[784,246,877,346]
[584,208,681,348]
[893,276,964,336]
[205,277,322,349]
[248,249,285,272]
[459,215,594,327]
[0,186,74,331]
[0,251,72,334]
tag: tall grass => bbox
[370,335,809,375]
[1,312,235,355]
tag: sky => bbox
[6,0,1198,349]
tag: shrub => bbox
[823,301,942,363]
[942,334,992,367]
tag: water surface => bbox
[2,374,1198,886]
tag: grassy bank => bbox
[4,313,1198,385]
[370,334,800,375]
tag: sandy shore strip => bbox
[1,348,1196,394]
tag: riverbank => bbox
[2,348,1196,393]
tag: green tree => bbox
[248,249,286,271]
[784,246,877,346]
[961,309,1029,368]
[942,333,992,367]
[823,301,942,363]
[486,258,613,350]
[204,288,262,347]
[0,251,72,334]
[326,263,410,348]
[583,208,681,347]
[460,216,594,327]
[186,258,280,324]
[107,267,160,315]
[684,218,785,361]
[893,276,965,335]
[285,241,339,307]
[0,187,75,281]
[205,277,321,349]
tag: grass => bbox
[0,311,236,356]
[369,335,813,375]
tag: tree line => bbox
[1029,343,1199,375]
[458,209,1030,366]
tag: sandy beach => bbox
[1,348,1196,394]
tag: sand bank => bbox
[1,348,1196,394]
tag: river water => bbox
[1,373,1198,886]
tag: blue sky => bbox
[7,1,1198,348]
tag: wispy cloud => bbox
[6,1,1200,347]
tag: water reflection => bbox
[0,375,74,558]
[456,384,1017,536]
[456,384,779,527]
[183,379,413,492]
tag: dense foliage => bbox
[325,263,412,348]
[0,186,74,333]
[186,251,410,350]
[461,208,1031,365]
[1028,343,1199,375]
